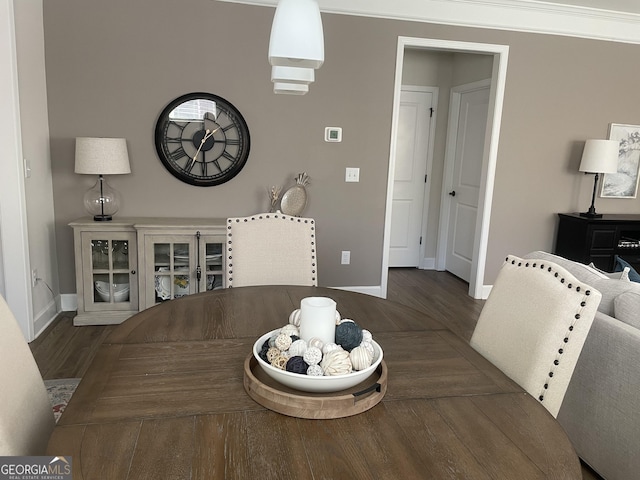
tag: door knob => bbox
[449,191,456,196]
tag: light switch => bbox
[345,167,360,182]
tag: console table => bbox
[70,217,226,325]
[555,213,640,271]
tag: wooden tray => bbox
[243,354,387,419]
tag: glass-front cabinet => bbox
[72,225,139,325]
[71,218,226,325]
[141,232,224,309]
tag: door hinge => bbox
[430,107,434,117]
[419,236,423,245]
[424,174,427,183]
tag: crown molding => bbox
[217,0,640,44]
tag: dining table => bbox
[46,285,582,479]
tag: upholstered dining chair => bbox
[470,254,602,418]
[226,213,317,287]
[0,294,56,455]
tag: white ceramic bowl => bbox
[95,281,130,302]
[253,329,383,393]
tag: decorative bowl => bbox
[95,281,130,302]
[252,329,383,393]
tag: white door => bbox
[443,81,490,281]
[389,88,435,267]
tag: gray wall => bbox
[44,0,640,294]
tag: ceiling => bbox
[534,0,640,15]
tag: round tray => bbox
[243,354,387,419]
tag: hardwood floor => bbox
[30,268,601,479]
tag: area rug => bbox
[44,378,81,423]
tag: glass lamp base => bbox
[84,175,120,221]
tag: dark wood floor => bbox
[30,268,601,479]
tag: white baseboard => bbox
[60,293,77,312]
[420,257,436,270]
[331,285,383,298]
[33,298,61,339]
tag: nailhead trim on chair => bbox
[226,214,316,287]
[504,256,596,406]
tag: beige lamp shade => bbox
[268,0,324,69]
[579,139,619,174]
[75,137,131,175]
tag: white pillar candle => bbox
[299,297,337,346]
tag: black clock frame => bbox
[154,92,250,187]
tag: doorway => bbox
[382,37,509,299]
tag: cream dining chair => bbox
[226,213,317,287]
[470,254,601,418]
[0,294,56,455]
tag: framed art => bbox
[601,123,640,198]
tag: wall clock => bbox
[154,92,250,186]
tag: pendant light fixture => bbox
[268,0,324,94]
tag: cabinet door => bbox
[200,234,225,291]
[144,235,197,307]
[81,231,138,312]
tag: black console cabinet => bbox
[555,213,640,272]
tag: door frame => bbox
[382,36,509,299]
[436,78,491,276]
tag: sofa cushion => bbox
[614,256,640,283]
[614,292,640,329]
[589,263,630,281]
[526,251,640,317]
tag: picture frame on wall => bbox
[601,123,640,198]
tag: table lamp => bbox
[75,137,131,221]
[579,139,619,218]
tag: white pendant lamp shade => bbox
[269,0,324,69]
[274,82,309,95]
[271,66,315,84]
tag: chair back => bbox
[0,295,55,455]
[470,255,601,417]
[226,213,317,287]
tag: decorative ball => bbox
[335,321,363,351]
[288,339,308,357]
[280,324,299,337]
[339,318,355,324]
[350,345,373,371]
[266,347,280,363]
[335,310,342,325]
[286,356,309,374]
[307,364,323,376]
[322,342,341,355]
[320,349,353,376]
[259,339,270,363]
[361,329,372,343]
[272,354,288,370]
[303,346,323,366]
[360,341,374,358]
[308,337,324,350]
[275,333,293,351]
[289,309,301,326]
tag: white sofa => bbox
[524,251,640,480]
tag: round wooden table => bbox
[47,286,581,479]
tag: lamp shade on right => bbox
[579,139,619,174]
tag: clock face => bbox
[154,92,250,186]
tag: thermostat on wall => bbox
[324,127,342,142]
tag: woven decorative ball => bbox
[308,337,324,350]
[286,356,309,374]
[303,346,323,366]
[360,340,374,358]
[275,333,293,351]
[350,345,373,371]
[280,324,299,337]
[273,354,288,370]
[266,347,281,363]
[335,310,342,325]
[307,364,323,376]
[288,339,308,357]
[362,329,372,343]
[289,309,302,326]
[320,349,353,376]
[322,342,341,355]
[335,321,363,351]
